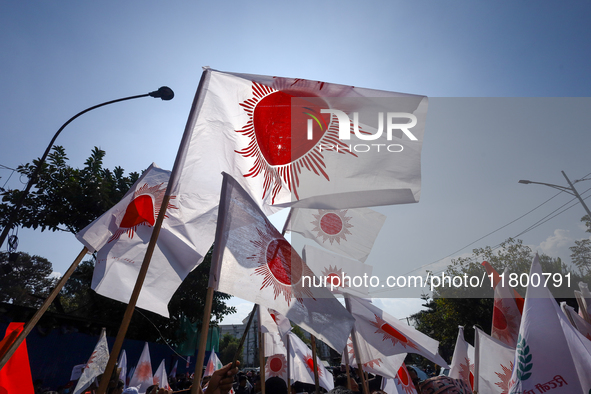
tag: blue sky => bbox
[1,1,591,323]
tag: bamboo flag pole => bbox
[191,286,216,394]
[344,296,370,394]
[310,335,320,394]
[258,307,266,394]
[343,347,353,390]
[286,333,291,390]
[0,246,88,371]
[98,69,212,394]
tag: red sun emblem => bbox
[303,355,323,377]
[459,357,475,389]
[266,354,287,378]
[369,315,419,350]
[311,210,353,245]
[494,361,513,394]
[395,366,417,394]
[492,298,519,347]
[235,79,361,203]
[108,182,177,243]
[251,222,315,305]
[135,360,153,381]
[321,265,345,289]
[345,339,382,370]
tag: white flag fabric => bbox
[381,367,419,394]
[576,281,591,323]
[302,245,373,297]
[561,302,591,340]
[260,307,292,346]
[153,359,171,390]
[287,207,386,263]
[204,352,223,377]
[118,350,128,389]
[171,68,427,216]
[474,327,515,394]
[264,332,288,357]
[508,254,591,393]
[491,271,522,348]
[449,326,475,390]
[129,342,154,394]
[287,332,334,392]
[266,353,288,383]
[210,173,355,351]
[169,360,178,378]
[342,334,406,379]
[76,164,202,317]
[73,329,109,394]
[346,296,448,367]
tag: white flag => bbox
[172,68,427,215]
[561,301,591,340]
[302,245,373,297]
[266,353,288,383]
[169,360,178,378]
[491,271,522,348]
[73,329,109,394]
[153,359,171,390]
[342,334,406,380]
[287,207,386,263]
[449,326,474,390]
[204,351,223,377]
[129,342,153,394]
[508,254,591,393]
[210,173,355,351]
[118,350,128,389]
[76,164,202,317]
[381,367,419,394]
[260,307,292,345]
[474,327,515,394]
[346,296,448,367]
[576,281,591,323]
[287,332,334,392]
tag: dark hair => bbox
[266,377,288,394]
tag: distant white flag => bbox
[129,342,153,394]
[576,281,591,323]
[288,332,334,392]
[381,366,418,394]
[561,301,591,340]
[346,296,448,367]
[169,360,178,378]
[266,353,288,383]
[302,245,373,297]
[449,326,474,390]
[73,329,109,394]
[474,327,515,394]
[153,359,170,390]
[118,350,128,389]
[491,271,522,348]
[204,352,223,377]
[210,173,355,351]
[260,307,292,344]
[508,254,591,393]
[76,164,203,317]
[264,332,288,357]
[287,207,386,263]
[342,334,406,379]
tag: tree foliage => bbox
[219,333,243,366]
[0,251,56,308]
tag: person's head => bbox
[239,374,248,387]
[407,367,421,390]
[145,385,158,394]
[327,388,355,394]
[266,377,288,394]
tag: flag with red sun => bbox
[287,332,334,392]
[491,272,521,348]
[210,173,354,352]
[474,327,514,394]
[170,68,427,218]
[265,354,288,383]
[73,329,109,394]
[342,334,406,379]
[449,326,475,390]
[347,296,448,367]
[129,342,154,394]
[77,164,204,317]
[381,366,419,394]
[288,207,386,263]
[260,308,292,342]
[153,359,171,390]
[302,245,373,297]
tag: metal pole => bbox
[562,171,591,219]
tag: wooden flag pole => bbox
[191,286,216,394]
[232,303,258,369]
[310,335,320,394]
[97,194,172,394]
[343,347,353,390]
[258,308,266,394]
[286,334,291,390]
[344,296,369,394]
[0,246,88,371]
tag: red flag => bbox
[0,323,34,394]
[481,261,524,313]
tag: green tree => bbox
[570,215,591,276]
[219,333,243,365]
[0,251,56,308]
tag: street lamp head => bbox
[149,86,174,101]
[518,180,531,184]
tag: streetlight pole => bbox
[0,87,174,249]
[518,171,591,219]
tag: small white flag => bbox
[129,342,153,394]
[474,327,514,394]
[153,359,170,390]
[288,332,334,392]
[73,329,109,394]
[448,326,474,390]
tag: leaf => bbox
[521,372,531,380]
